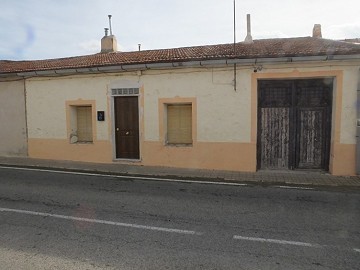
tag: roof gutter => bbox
[3,54,360,78]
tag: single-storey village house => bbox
[1,20,360,176]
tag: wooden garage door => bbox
[257,79,332,171]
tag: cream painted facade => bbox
[0,79,28,156]
[25,60,360,175]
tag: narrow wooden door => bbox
[259,107,291,169]
[294,79,332,170]
[114,96,139,159]
[296,108,327,169]
[257,81,293,170]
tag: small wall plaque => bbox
[97,111,105,121]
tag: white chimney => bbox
[244,14,253,43]
[313,24,322,38]
[100,15,118,53]
[101,29,118,53]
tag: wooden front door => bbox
[114,96,139,159]
[257,79,332,171]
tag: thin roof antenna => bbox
[233,0,236,50]
[233,0,237,91]
[108,15,113,35]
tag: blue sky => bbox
[1,0,359,60]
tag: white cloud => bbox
[78,40,100,54]
[254,31,290,40]
[121,44,140,52]
[326,23,360,39]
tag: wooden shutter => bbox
[77,106,93,142]
[167,104,192,144]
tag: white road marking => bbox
[1,206,359,254]
[276,186,314,190]
[0,165,248,187]
[0,207,202,235]
[233,235,321,247]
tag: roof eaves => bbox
[2,37,360,76]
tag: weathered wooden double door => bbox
[257,79,333,171]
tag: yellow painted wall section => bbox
[141,141,256,171]
[28,138,113,163]
[330,143,356,176]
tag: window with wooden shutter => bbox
[167,104,192,144]
[76,106,93,142]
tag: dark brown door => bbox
[257,79,332,171]
[114,96,139,159]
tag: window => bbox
[76,106,93,142]
[167,104,192,145]
[69,105,93,143]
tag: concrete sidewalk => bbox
[1,156,360,188]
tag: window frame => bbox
[158,98,197,147]
[66,100,96,144]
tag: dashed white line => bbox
[276,186,314,190]
[233,235,320,247]
[233,236,360,254]
[1,206,359,254]
[0,207,202,235]
[0,165,248,187]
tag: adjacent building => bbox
[0,75,28,157]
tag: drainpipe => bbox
[23,78,29,157]
[356,68,360,174]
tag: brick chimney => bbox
[313,24,322,38]
[101,28,118,53]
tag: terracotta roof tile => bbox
[1,37,360,74]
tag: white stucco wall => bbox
[339,66,358,144]
[26,74,138,141]
[143,67,252,143]
[26,68,254,144]
[25,62,359,147]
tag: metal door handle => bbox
[126,131,129,135]
[116,128,119,131]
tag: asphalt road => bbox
[0,166,359,270]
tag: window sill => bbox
[113,158,141,162]
[166,143,193,147]
[70,141,94,144]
